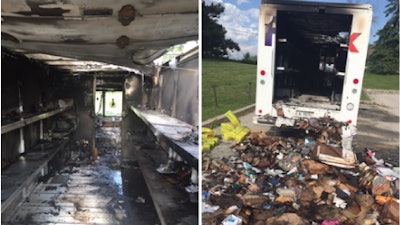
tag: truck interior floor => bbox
[3,126,160,225]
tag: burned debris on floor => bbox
[128,107,199,224]
[202,112,399,225]
[131,140,199,225]
[10,161,160,225]
[5,127,160,225]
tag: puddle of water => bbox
[110,169,123,195]
[92,127,161,224]
[106,162,151,200]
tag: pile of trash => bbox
[202,114,399,225]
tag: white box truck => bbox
[255,0,372,127]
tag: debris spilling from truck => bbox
[201,2,398,223]
[202,111,399,225]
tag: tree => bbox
[243,52,251,61]
[202,1,240,58]
[242,52,257,64]
[160,44,184,64]
[367,0,399,74]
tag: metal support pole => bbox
[39,120,44,140]
[102,91,106,117]
[158,74,164,111]
[19,128,25,154]
[172,70,178,117]
[92,77,97,161]
[18,81,25,154]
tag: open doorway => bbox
[274,10,352,108]
[95,91,123,127]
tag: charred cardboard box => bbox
[202,115,399,225]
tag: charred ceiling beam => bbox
[96,84,124,90]
[1,13,197,44]
[96,76,126,91]
[1,0,197,17]
[2,35,195,71]
[1,0,198,72]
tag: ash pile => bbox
[202,113,399,225]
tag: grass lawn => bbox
[202,59,256,121]
[361,72,399,101]
[362,72,399,90]
[202,59,399,121]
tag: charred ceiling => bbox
[1,0,198,72]
[2,47,139,92]
[277,11,352,45]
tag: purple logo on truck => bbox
[265,17,276,46]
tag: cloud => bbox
[228,44,258,60]
[204,0,223,4]
[236,0,250,5]
[218,3,259,59]
[248,8,259,20]
[203,0,259,59]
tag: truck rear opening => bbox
[275,11,351,107]
[255,0,372,125]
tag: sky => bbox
[204,0,390,59]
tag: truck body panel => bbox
[255,0,372,125]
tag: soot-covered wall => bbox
[2,51,97,166]
[150,51,199,126]
[1,51,60,165]
[57,76,96,148]
[121,74,149,159]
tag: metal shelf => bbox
[1,106,72,134]
[1,139,68,217]
[130,106,198,169]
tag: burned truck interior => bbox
[274,10,352,109]
[1,1,198,224]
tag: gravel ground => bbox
[355,90,399,166]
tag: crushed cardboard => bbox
[202,114,399,225]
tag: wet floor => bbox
[7,126,160,225]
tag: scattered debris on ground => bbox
[202,111,400,225]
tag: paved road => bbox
[364,89,399,116]
[356,90,399,148]
[354,90,399,165]
[204,90,399,165]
